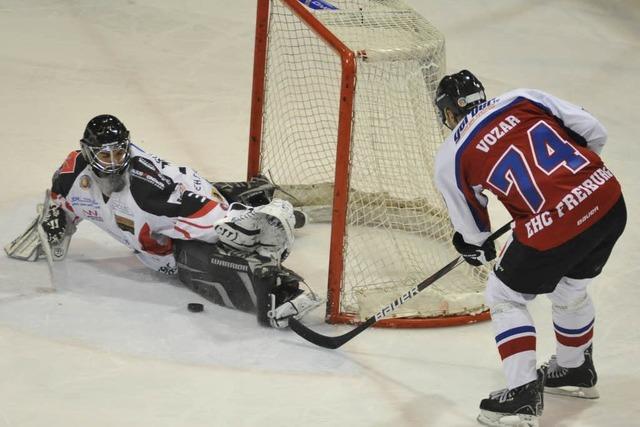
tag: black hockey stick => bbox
[289,222,513,349]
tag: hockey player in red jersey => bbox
[434,71,626,426]
[5,115,320,328]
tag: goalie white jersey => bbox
[50,145,228,273]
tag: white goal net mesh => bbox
[258,0,489,322]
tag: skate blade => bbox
[478,410,538,427]
[544,385,599,399]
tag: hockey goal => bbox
[248,0,491,327]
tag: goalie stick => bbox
[289,221,513,349]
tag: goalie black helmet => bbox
[435,70,486,129]
[80,114,131,177]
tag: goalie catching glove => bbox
[452,232,496,266]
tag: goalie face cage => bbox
[248,0,491,327]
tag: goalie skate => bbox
[256,266,323,328]
[267,290,323,329]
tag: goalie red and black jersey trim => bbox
[51,150,89,198]
[129,156,217,219]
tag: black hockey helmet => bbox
[80,114,131,177]
[435,70,486,129]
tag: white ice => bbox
[1,1,639,426]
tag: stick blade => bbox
[289,318,351,349]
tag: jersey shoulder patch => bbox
[51,150,88,198]
[58,150,86,174]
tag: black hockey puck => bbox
[187,303,204,313]
[293,209,307,229]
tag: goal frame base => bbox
[329,310,491,328]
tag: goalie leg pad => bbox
[213,203,262,252]
[174,240,321,327]
[253,199,296,260]
[214,199,297,260]
[175,240,273,313]
[212,177,306,229]
[212,175,276,207]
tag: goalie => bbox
[4,114,321,328]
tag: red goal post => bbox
[247,0,491,327]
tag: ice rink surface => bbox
[1,1,639,426]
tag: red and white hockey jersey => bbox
[435,88,622,250]
[50,145,228,273]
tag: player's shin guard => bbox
[548,277,595,368]
[545,277,598,398]
[486,274,538,390]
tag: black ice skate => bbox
[477,367,546,427]
[543,344,599,399]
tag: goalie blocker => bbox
[174,240,321,328]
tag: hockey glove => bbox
[40,204,67,245]
[452,232,496,267]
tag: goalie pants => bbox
[486,196,626,389]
